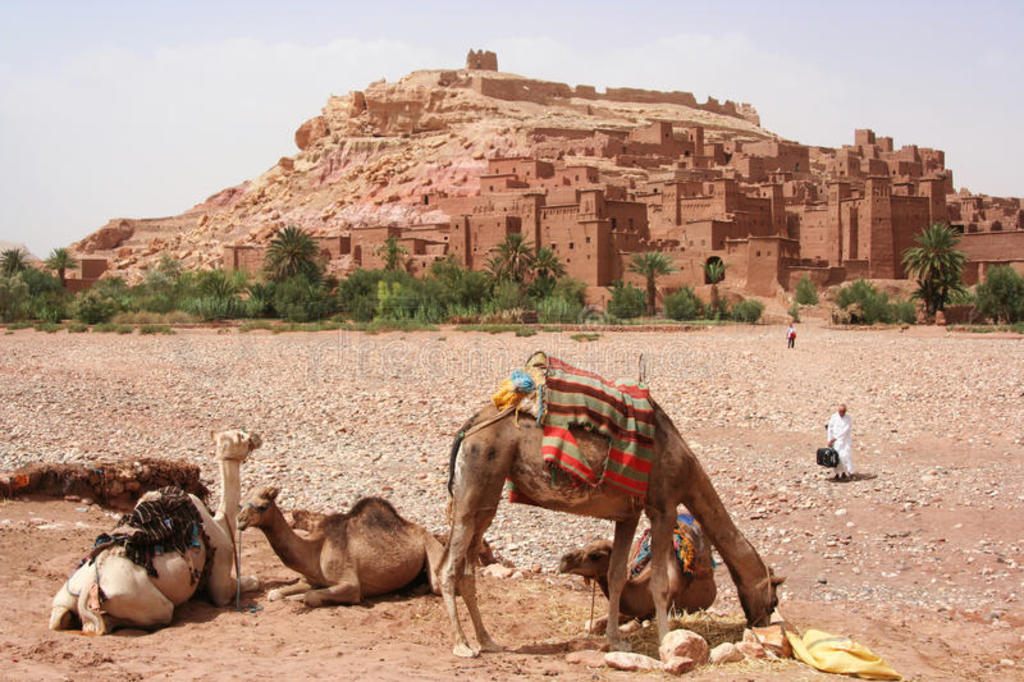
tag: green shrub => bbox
[975,265,1024,323]
[515,327,538,337]
[730,299,765,323]
[92,322,133,334]
[34,321,62,333]
[239,320,274,333]
[570,332,601,342]
[788,301,801,323]
[273,274,334,322]
[795,276,819,305]
[893,299,917,325]
[67,322,89,333]
[606,281,645,319]
[139,324,175,335]
[537,296,583,324]
[73,289,119,324]
[7,321,32,330]
[835,280,895,324]
[663,287,703,321]
[0,275,30,322]
[183,295,246,321]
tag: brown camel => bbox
[237,487,444,606]
[558,518,717,624]
[440,402,782,657]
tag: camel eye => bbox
[587,552,603,562]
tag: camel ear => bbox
[266,486,280,501]
[771,575,787,586]
[210,430,217,444]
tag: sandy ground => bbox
[1,321,1023,680]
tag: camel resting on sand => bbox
[558,516,717,625]
[442,402,783,657]
[237,487,444,606]
[50,429,262,634]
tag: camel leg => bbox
[267,580,312,601]
[645,505,676,641]
[605,516,640,651]
[460,507,503,654]
[441,480,505,657]
[422,532,445,595]
[303,581,361,607]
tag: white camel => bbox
[49,429,262,634]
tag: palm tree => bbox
[628,251,677,316]
[264,226,321,282]
[377,237,409,272]
[487,233,536,283]
[45,247,77,287]
[702,258,730,318]
[1,248,29,277]
[901,223,967,318]
[533,246,566,281]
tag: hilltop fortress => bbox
[77,50,1024,300]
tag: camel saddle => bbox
[495,352,656,498]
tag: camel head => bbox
[237,486,280,531]
[742,569,786,627]
[211,429,263,463]
[558,539,613,578]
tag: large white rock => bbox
[659,628,710,664]
[604,652,662,671]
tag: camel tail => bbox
[447,411,482,497]
[446,431,465,497]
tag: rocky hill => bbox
[71,57,775,283]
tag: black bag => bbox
[816,447,839,468]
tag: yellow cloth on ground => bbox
[786,629,902,680]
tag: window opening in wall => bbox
[569,242,574,249]
[611,218,617,228]
[585,236,591,244]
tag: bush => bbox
[139,324,175,335]
[73,289,119,324]
[93,323,134,334]
[67,322,89,333]
[663,287,703,321]
[795,276,819,305]
[606,281,645,319]
[731,299,765,323]
[975,266,1024,323]
[537,295,584,324]
[183,295,247,321]
[0,275,30,322]
[893,299,917,325]
[274,274,334,322]
[570,332,601,342]
[788,301,801,323]
[835,280,894,324]
[34,321,62,333]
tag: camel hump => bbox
[345,497,408,532]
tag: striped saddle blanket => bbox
[540,356,655,497]
[629,513,707,578]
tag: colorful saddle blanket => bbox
[540,356,656,496]
[88,486,204,577]
[629,513,706,579]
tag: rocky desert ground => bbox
[1,320,1023,680]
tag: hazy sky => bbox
[1,0,1021,258]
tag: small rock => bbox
[481,564,514,579]
[604,652,662,671]
[662,656,696,675]
[710,642,744,664]
[565,650,606,667]
[736,640,767,659]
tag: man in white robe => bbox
[827,404,854,480]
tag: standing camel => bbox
[49,429,262,633]
[440,402,782,658]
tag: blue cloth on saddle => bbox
[630,513,705,578]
